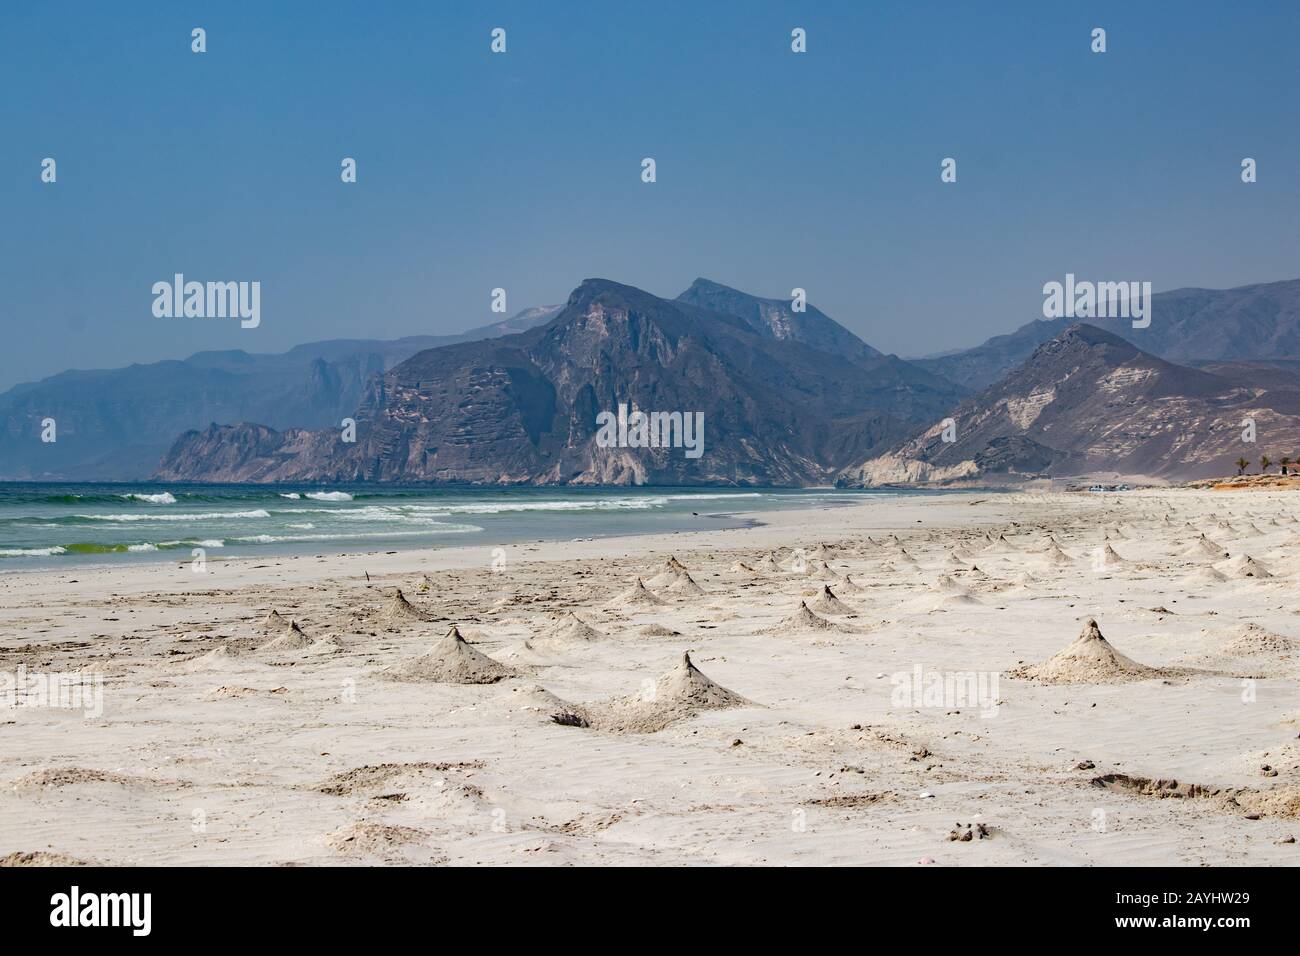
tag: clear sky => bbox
[3,1,1298,390]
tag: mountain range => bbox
[12,275,1300,487]
[155,279,963,486]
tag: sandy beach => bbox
[1,489,1297,866]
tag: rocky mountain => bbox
[676,278,882,362]
[913,278,1300,390]
[847,324,1300,486]
[156,279,963,486]
[0,306,560,480]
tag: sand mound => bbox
[835,574,867,594]
[807,585,854,615]
[1185,534,1228,557]
[729,561,759,576]
[1092,773,1300,821]
[646,556,690,589]
[1217,554,1273,579]
[1216,623,1299,658]
[259,620,316,653]
[805,559,839,580]
[379,588,431,626]
[763,600,840,633]
[754,553,782,572]
[0,851,92,867]
[660,570,706,596]
[1011,618,1171,684]
[415,574,434,594]
[11,767,186,791]
[1095,544,1126,567]
[325,821,440,861]
[637,623,682,637]
[379,626,516,684]
[259,609,287,633]
[317,760,483,797]
[584,651,753,733]
[1183,566,1227,586]
[495,683,590,726]
[535,612,606,648]
[1041,544,1074,567]
[606,578,668,609]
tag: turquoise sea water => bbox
[0,483,960,570]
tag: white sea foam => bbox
[305,492,353,502]
[75,510,272,522]
[0,546,68,557]
[120,492,178,504]
[232,525,479,544]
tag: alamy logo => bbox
[1042,273,1151,329]
[595,403,704,459]
[890,664,1000,718]
[152,274,260,328]
[50,886,151,936]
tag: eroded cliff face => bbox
[846,324,1300,486]
[156,279,957,486]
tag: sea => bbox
[0,483,956,570]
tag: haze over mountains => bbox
[0,307,560,480]
[913,278,1300,389]
[9,276,1300,486]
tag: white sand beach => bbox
[1,489,1297,866]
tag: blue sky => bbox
[3,1,1298,390]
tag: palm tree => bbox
[1236,457,1250,475]
[1261,455,1272,473]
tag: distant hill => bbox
[848,324,1300,486]
[913,278,1300,389]
[0,306,560,480]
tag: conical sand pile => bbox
[730,561,759,576]
[763,600,839,633]
[806,559,839,580]
[755,553,782,572]
[807,585,853,615]
[1041,544,1073,567]
[606,578,668,609]
[259,609,287,634]
[1011,618,1169,684]
[835,574,867,594]
[380,588,431,626]
[646,556,690,589]
[260,620,316,652]
[535,612,606,648]
[1217,554,1273,579]
[660,570,706,596]
[1183,566,1227,586]
[380,626,516,684]
[1186,534,1227,557]
[585,651,753,733]
[1095,544,1126,568]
